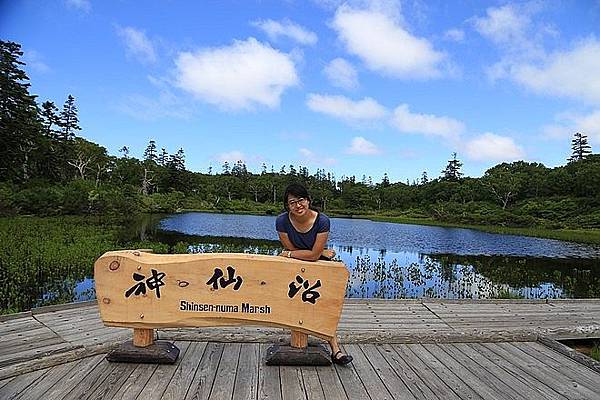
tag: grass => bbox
[592,344,600,362]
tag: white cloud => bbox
[215,151,246,164]
[510,38,600,104]
[252,19,317,45]
[331,4,445,79]
[542,109,600,144]
[346,137,381,155]
[390,104,464,139]
[174,38,299,110]
[116,27,157,64]
[324,58,358,90]
[465,133,525,161]
[65,0,91,13]
[306,94,387,122]
[444,29,465,42]
[473,4,530,47]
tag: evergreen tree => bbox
[0,40,43,182]
[143,139,158,162]
[59,94,80,140]
[421,171,429,185]
[442,152,463,181]
[222,161,230,174]
[569,132,592,162]
[40,101,60,139]
[158,148,168,166]
[381,173,390,187]
[119,146,130,158]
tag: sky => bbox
[2,0,600,183]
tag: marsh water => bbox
[65,212,600,304]
[75,212,599,302]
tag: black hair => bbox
[283,183,311,211]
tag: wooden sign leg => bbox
[291,330,308,348]
[106,328,180,364]
[265,330,331,366]
[133,328,154,347]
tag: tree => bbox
[119,146,130,158]
[59,95,80,140]
[381,173,390,187]
[40,101,60,139]
[158,148,168,166]
[442,152,463,181]
[481,163,527,209]
[421,171,429,185]
[569,132,592,162]
[143,139,158,162]
[67,138,108,180]
[0,40,43,182]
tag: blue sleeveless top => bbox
[275,212,330,250]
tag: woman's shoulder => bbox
[275,212,290,231]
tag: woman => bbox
[275,183,353,365]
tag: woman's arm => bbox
[280,232,329,261]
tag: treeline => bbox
[1,40,599,229]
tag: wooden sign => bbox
[94,251,349,340]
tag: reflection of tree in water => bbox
[427,254,600,299]
[345,252,599,299]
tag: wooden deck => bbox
[1,299,599,399]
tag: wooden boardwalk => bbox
[1,299,599,399]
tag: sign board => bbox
[94,251,349,340]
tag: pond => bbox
[136,212,600,300]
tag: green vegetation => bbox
[2,39,600,242]
[591,343,600,362]
[0,216,171,314]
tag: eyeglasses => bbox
[287,197,307,207]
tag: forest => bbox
[2,40,599,231]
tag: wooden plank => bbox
[0,367,47,400]
[108,363,157,400]
[135,341,192,400]
[452,343,544,400]
[233,343,259,400]
[0,336,66,358]
[436,344,527,400]
[209,342,241,400]
[0,317,43,336]
[343,344,393,400]
[407,344,483,400]
[85,362,137,400]
[257,343,282,400]
[280,365,305,400]
[331,344,370,400]
[162,341,208,400]
[379,344,439,400]
[469,343,564,400]
[185,342,224,400]
[0,341,76,368]
[13,359,79,400]
[43,355,105,400]
[507,342,600,396]
[61,358,114,400]
[317,362,347,400]
[482,343,584,400]
[360,344,415,400]
[302,367,325,400]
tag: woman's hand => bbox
[279,250,292,258]
[321,248,336,260]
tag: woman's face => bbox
[287,195,309,217]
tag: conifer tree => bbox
[0,40,42,181]
[568,132,592,162]
[381,173,390,187]
[442,152,463,181]
[143,139,158,162]
[59,95,80,140]
[40,101,60,139]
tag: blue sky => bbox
[2,0,600,183]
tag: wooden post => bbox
[133,328,154,347]
[291,330,308,349]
